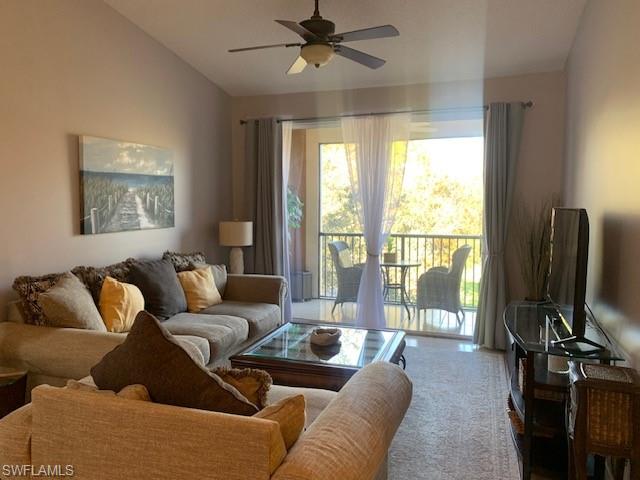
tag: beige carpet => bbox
[388,336,519,479]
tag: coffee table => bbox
[230,322,406,391]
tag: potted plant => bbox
[383,236,397,263]
[514,198,555,302]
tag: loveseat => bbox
[0,253,287,392]
[0,362,412,480]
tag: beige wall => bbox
[231,71,566,301]
[564,0,640,358]
[0,0,231,321]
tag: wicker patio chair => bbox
[328,241,364,315]
[416,245,472,324]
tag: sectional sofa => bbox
[0,252,287,392]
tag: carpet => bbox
[388,336,519,479]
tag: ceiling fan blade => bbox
[275,20,318,41]
[286,56,307,75]
[229,42,300,53]
[332,25,399,43]
[334,45,386,69]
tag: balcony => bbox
[291,232,482,338]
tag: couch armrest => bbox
[224,274,287,307]
[272,362,412,480]
[0,322,125,380]
[0,404,32,465]
[30,386,285,480]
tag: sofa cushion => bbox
[267,385,337,429]
[37,272,106,331]
[99,276,145,333]
[91,311,258,415]
[72,259,136,305]
[192,263,228,298]
[173,335,211,366]
[163,250,207,272]
[254,394,305,450]
[128,259,187,320]
[177,267,222,313]
[200,301,280,338]
[213,367,272,409]
[162,313,248,360]
[12,272,65,325]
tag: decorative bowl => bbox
[309,327,342,346]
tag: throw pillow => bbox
[128,259,187,320]
[163,251,207,272]
[36,272,106,331]
[177,267,222,313]
[99,276,145,332]
[191,263,228,298]
[66,380,151,402]
[212,367,272,409]
[254,395,306,450]
[72,258,136,305]
[91,311,258,415]
[12,272,65,325]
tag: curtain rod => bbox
[239,101,533,125]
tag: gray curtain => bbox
[244,118,291,321]
[473,103,524,350]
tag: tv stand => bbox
[504,301,624,480]
[551,335,605,353]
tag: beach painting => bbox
[79,135,174,234]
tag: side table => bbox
[0,367,28,418]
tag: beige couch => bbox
[0,362,412,480]
[0,273,287,392]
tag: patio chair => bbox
[328,241,364,315]
[416,245,472,324]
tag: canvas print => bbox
[80,135,174,234]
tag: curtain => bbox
[244,118,292,322]
[474,103,524,349]
[341,114,411,329]
[281,121,293,322]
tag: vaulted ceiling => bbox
[105,0,586,96]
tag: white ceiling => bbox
[105,0,586,97]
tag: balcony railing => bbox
[319,232,483,309]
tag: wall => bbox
[231,71,566,302]
[564,0,640,361]
[0,0,232,321]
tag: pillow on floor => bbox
[99,276,144,332]
[128,259,187,320]
[177,267,222,313]
[36,272,106,331]
[212,367,272,409]
[254,395,306,450]
[91,311,258,416]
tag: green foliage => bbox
[287,186,304,229]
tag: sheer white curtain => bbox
[281,121,293,322]
[341,114,411,328]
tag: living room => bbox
[1,1,639,479]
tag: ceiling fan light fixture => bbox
[300,43,334,67]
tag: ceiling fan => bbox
[228,0,399,75]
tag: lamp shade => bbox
[219,221,253,247]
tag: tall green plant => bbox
[514,198,555,302]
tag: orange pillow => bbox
[99,276,144,332]
[177,267,222,313]
[254,395,306,450]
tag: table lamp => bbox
[219,221,253,274]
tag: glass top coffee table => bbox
[230,322,406,391]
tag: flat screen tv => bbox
[547,208,589,340]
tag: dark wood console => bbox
[504,302,624,479]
